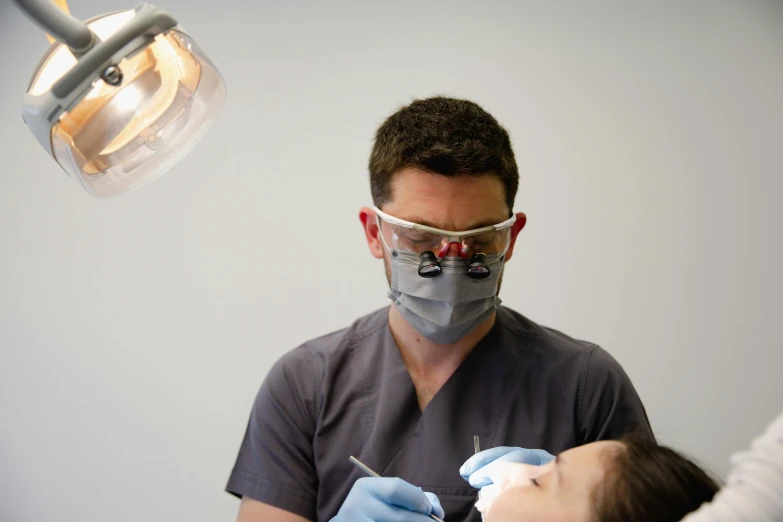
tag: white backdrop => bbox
[1,1,781,521]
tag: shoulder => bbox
[496,306,600,360]
[497,308,650,441]
[496,307,632,387]
[257,307,390,417]
[270,306,390,379]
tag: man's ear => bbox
[504,212,527,262]
[360,207,384,259]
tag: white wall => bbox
[1,1,781,521]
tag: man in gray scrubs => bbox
[227,97,653,522]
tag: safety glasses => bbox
[373,206,516,279]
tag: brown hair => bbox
[594,435,721,522]
[369,96,519,211]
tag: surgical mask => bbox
[387,248,505,344]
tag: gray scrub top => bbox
[226,306,653,521]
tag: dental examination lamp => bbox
[9,0,226,198]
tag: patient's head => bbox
[484,435,720,522]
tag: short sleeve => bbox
[577,345,655,444]
[226,345,322,520]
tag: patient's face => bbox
[483,441,621,522]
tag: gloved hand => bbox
[460,446,555,488]
[330,476,445,522]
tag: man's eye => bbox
[401,235,437,246]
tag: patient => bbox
[481,435,720,522]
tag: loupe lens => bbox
[467,253,491,279]
[418,251,442,278]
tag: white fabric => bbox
[682,408,783,522]
[474,461,542,514]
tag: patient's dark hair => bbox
[594,434,721,522]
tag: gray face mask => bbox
[387,249,504,344]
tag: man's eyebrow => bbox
[399,217,505,230]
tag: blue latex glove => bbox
[330,477,445,522]
[460,447,555,488]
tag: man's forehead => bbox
[384,169,511,230]
[385,205,510,232]
[391,168,506,198]
[394,213,508,231]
